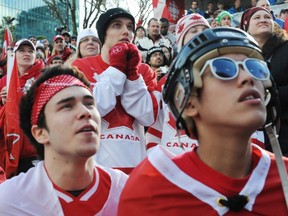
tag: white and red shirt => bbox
[0,161,128,215]
[118,145,288,215]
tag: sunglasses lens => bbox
[212,59,237,79]
[245,59,269,80]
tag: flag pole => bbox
[6,46,14,92]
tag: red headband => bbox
[31,74,91,125]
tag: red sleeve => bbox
[285,18,288,32]
[0,166,6,183]
[139,63,157,91]
[72,57,98,82]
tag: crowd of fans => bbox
[0,0,287,214]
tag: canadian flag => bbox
[1,27,13,61]
[0,53,24,178]
[152,0,185,24]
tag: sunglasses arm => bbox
[265,123,288,209]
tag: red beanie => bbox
[240,7,271,32]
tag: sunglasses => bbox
[199,57,270,81]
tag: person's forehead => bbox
[252,10,270,16]
[81,36,98,41]
[222,15,231,19]
[160,21,168,27]
[187,25,208,31]
[151,51,163,55]
[110,17,133,25]
[150,20,159,26]
[256,0,269,5]
[54,38,64,43]
[17,44,34,50]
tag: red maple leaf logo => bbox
[190,14,202,22]
[102,97,134,130]
[177,23,185,35]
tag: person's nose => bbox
[77,104,92,120]
[237,65,255,87]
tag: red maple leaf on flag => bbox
[152,0,185,24]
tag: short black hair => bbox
[159,17,169,23]
[19,65,90,160]
[50,55,63,64]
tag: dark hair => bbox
[160,45,173,66]
[19,65,90,160]
[159,17,169,23]
[50,55,63,65]
[135,26,146,34]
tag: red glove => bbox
[109,43,129,73]
[126,43,141,80]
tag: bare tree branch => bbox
[42,0,153,35]
[42,0,66,25]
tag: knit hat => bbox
[13,39,36,53]
[76,28,100,49]
[240,7,271,32]
[96,7,135,44]
[217,11,233,25]
[176,14,210,52]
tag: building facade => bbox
[0,0,78,42]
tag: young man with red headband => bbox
[0,66,127,215]
[72,8,159,174]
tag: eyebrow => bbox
[110,19,133,25]
[56,95,94,105]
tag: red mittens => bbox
[126,43,141,81]
[109,43,129,73]
[109,42,141,80]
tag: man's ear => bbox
[183,95,199,118]
[31,125,49,144]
